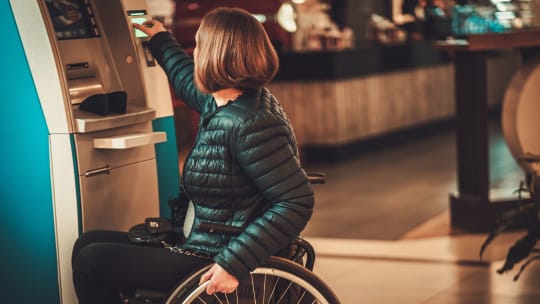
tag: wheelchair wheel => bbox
[164,256,340,304]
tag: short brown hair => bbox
[194,7,279,93]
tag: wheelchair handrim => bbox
[174,267,332,304]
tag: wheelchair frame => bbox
[127,173,339,303]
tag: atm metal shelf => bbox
[73,104,156,133]
[93,132,167,149]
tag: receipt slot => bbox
[4,0,180,302]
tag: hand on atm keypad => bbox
[133,20,167,39]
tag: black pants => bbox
[72,230,211,304]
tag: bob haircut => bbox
[194,7,279,93]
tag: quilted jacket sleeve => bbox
[213,115,315,279]
[148,31,210,113]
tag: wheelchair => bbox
[125,173,341,304]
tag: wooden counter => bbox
[434,30,540,52]
[268,41,520,161]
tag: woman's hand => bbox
[132,19,167,38]
[199,263,239,295]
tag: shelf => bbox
[73,104,155,133]
[93,132,167,149]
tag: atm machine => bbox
[3,0,180,302]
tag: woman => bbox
[72,7,314,303]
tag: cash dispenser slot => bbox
[66,61,104,105]
[69,77,104,105]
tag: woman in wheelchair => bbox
[71,7,315,304]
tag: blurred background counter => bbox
[147,0,530,161]
[269,45,520,161]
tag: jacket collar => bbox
[201,88,262,126]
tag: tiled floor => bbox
[310,229,540,304]
[296,120,540,303]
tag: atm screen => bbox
[127,10,149,39]
[45,0,100,40]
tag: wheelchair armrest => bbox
[290,237,316,271]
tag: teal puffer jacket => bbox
[148,32,315,280]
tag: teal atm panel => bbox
[1,2,60,303]
[152,117,181,218]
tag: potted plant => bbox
[480,153,540,280]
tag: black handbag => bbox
[128,192,189,246]
[128,217,180,246]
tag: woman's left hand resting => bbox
[199,263,239,295]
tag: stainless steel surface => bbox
[73,104,156,133]
[92,0,148,108]
[73,122,156,174]
[80,158,159,232]
[68,77,104,105]
[93,131,167,149]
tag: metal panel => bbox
[74,122,157,174]
[80,159,160,231]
